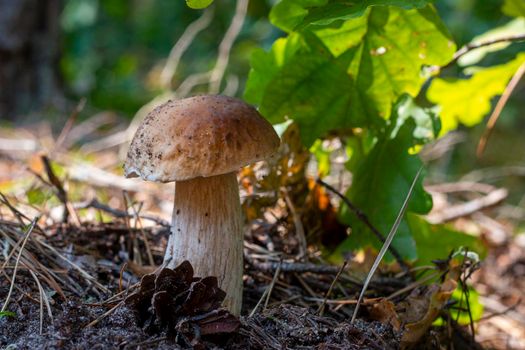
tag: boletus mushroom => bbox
[124,95,280,315]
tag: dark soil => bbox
[0,294,400,350]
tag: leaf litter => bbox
[0,199,482,349]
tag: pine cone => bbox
[125,260,240,343]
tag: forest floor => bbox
[0,122,524,349]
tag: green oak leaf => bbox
[270,0,433,32]
[185,0,214,10]
[503,0,525,17]
[343,6,456,123]
[337,114,433,261]
[408,214,487,267]
[427,53,525,134]
[246,5,455,146]
[244,33,305,107]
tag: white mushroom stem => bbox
[164,172,243,315]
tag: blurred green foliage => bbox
[60,0,278,116]
[60,0,524,123]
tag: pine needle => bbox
[350,167,423,324]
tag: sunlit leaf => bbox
[450,286,484,325]
[343,6,455,124]
[246,6,455,146]
[310,140,332,177]
[26,188,48,206]
[503,0,525,17]
[427,53,525,134]
[244,34,304,107]
[269,0,433,32]
[186,0,214,10]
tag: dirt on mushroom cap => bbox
[124,95,280,182]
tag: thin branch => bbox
[80,198,170,227]
[84,301,124,328]
[316,178,410,274]
[208,0,248,94]
[282,187,307,259]
[317,260,348,316]
[175,72,211,98]
[221,74,239,96]
[250,259,282,317]
[160,8,214,89]
[426,188,508,224]
[450,33,525,65]
[53,98,86,153]
[246,257,341,274]
[477,61,525,157]
[263,259,282,311]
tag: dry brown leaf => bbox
[368,299,401,331]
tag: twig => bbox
[282,188,307,259]
[1,217,38,312]
[41,155,80,225]
[53,98,86,153]
[425,181,496,194]
[317,260,347,316]
[455,248,475,342]
[0,192,32,225]
[68,163,144,192]
[80,129,128,154]
[462,166,525,182]
[36,238,109,293]
[121,336,168,349]
[221,74,239,96]
[0,138,38,152]
[80,198,169,226]
[305,297,380,305]
[316,178,410,274]
[479,297,525,324]
[477,61,525,157]
[351,167,422,324]
[426,188,508,224]
[386,271,440,300]
[250,259,282,317]
[124,192,155,266]
[27,267,54,334]
[294,273,320,301]
[208,0,248,93]
[160,8,214,89]
[263,259,282,311]
[31,268,44,335]
[119,262,128,293]
[247,257,340,274]
[122,192,140,266]
[451,34,525,65]
[175,72,211,97]
[84,301,124,328]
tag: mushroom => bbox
[124,95,280,315]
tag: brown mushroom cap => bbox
[124,95,280,182]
